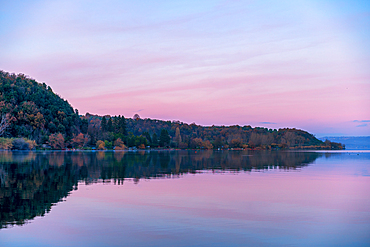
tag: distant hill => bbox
[319,136,370,150]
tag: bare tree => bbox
[0,114,10,136]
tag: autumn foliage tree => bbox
[71,133,89,148]
[96,140,105,150]
[174,127,182,147]
[114,138,126,150]
[48,133,65,149]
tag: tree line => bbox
[81,112,343,150]
[0,71,344,150]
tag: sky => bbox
[0,0,369,137]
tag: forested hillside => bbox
[84,113,343,150]
[0,71,82,143]
[0,71,343,150]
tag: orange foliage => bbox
[48,133,65,149]
[114,138,126,150]
[96,140,105,150]
[71,133,89,148]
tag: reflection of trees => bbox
[0,153,88,229]
[0,151,36,164]
[101,150,323,180]
[0,150,323,229]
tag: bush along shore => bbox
[0,137,36,150]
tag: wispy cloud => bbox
[353,120,370,123]
[356,124,368,127]
[259,122,277,124]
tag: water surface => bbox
[0,150,369,246]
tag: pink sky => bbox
[0,0,369,136]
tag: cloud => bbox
[356,124,368,127]
[259,122,277,124]
[353,120,370,123]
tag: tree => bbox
[143,131,152,145]
[104,140,113,149]
[96,140,105,150]
[179,142,188,149]
[152,133,158,147]
[174,127,181,147]
[80,118,88,134]
[33,112,45,129]
[134,135,147,148]
[48,122,57,133]
[107,117,113,132]
[202,140,213,150]
[230,139,242,148]
[0,114,10,136]
[48,133,65,149]
[114,138,126,150]
[114,138,124,147]
[213,136,223,149]
[190,138,203,149]
[159,129,170,147]
[118,115,127,135]
[101,116,107,132]
[71,133,89,148]
[57,124,65,134]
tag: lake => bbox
[0,150,369,246]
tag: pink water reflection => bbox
[1,154,369,246]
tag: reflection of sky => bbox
[1,154,369,246]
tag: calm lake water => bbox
[0,150,369,246]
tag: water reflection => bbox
[0,150,322,229]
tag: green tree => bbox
[159,129,170,147]
[107,117,113,132]
[118,115,127,136]
[80,118,88,134]
[152,133,158,147]
[104,140,113,149]
[101,116,107,132]
[143,131,152,145]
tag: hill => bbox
[0,70,343,150]
[0,70,82,143]
[319,136,370,150]
[84,113,343,150]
